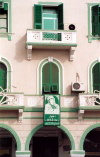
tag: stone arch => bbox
[0,123,21,150]
[79,123,100,150]
[0,57,11,91]
[25,124,75,151]
[37,57,63,95]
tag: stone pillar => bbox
[70,150,85,157]
[16,151,31,157]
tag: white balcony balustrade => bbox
[78,91,100,119]
[26,29,77,61]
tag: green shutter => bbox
[93,63,100,91]
[42,63,59,94]
[0,63,7,91]
[58,3,64,30]
[34,4,42,29]
[4,3,8,11]
[92,5,100,36]
[0,63,7,102]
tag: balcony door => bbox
[42,62,59,94]
[42,7,58,30]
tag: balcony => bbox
[78,92,100,119]
[0,89,24,122]
[26,29,77,61]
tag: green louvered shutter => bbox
[58,3,64,30]
[42,63,51,93]
[0,63,7,102]
[51,63,59,92]
[42,63,59,94]
[4,3,8,11]
[0,63,7,90]
[93,63,100,91]
[34,4,42,29]
[92,5,100,36]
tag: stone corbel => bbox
[69,47,76,61]
[18,109,23,123]
[27,45,32,60]
[78,110,84,120]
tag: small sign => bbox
[44,95,60,126]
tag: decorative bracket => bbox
[18,109,23,123]
[69,47,76,61]
[27,45,32,60]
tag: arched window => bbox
[42,62,59,94]
[92,62,100,91]
[0,63,7,91]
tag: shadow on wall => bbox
[29,48,69,62]
[15,36,70,63]
[15,35,27,62]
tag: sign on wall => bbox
[44,95,60,126]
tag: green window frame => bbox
[0,0,12,40]
[88,3,100,42]
[34,3,63,30]
[42,62,59,94]
[92,62,100,91]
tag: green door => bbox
[42,62,59,94]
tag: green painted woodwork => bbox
[0,124,21,150]
[89,59,98,93]
[25,124,75,150]
[0,3,8,33]
[0,57,11,91]
[42,8,58,30]
[92,62,100,91]
[43,32,61,41]
[38,58,63,95]
[34,3,63,30]
[58,3,63,30]
[0,63,7,90]
[0,0,12,40]
[42,62,59,94]
[79,123,100,150]
[34,4,42,29]
[88,3,100,42]
[92,5,100,36]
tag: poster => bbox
[44,95,60,126]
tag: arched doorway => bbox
[83,127,100,157]
[0,128,17,157]
[29,126,71,157]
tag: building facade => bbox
[0,0,100,157]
